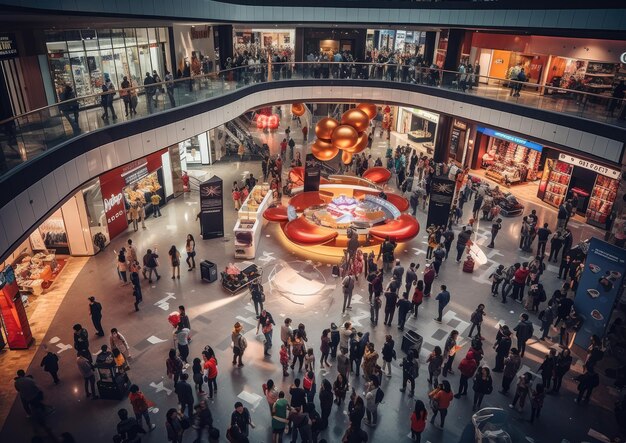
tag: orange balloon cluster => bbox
[291,103,306,117]
[310,103,378,164]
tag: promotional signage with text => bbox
[199,175,224,239]
[304,154,322,192]
[426,176,455,228]
[558,153,619,180]
[0,34,18,60]
[477,127,543,152]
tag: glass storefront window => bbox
[46,26,170,102]
[82,178,110,243]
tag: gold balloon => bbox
[331,125,359,150]
[342,151,353,165]
[311,139,339,161]
[341,108,370,133]
[352,132,369,153]
[291,103,306,117]
[315,117,339,140]
[357,103,378,120]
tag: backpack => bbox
[238,335,248,351]
[375,387,384,404]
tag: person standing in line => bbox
[529,383,545,423]
[428,380,454,429]
[342,272,355,315]
[500,263,518,303]
[40,349,60,384]
[411,280,424,318]
[513,313,534,358]
[455,350,478,398]
[410,399,428,442]
[192,358,204,394]
[151,192,162,217]
[76,351,98,399]
[73,323,92,362]
[500,348,521,394]
[378,236,397,273]
[575,364,600,404]
[468,304,485,339]
[490,265,505,296]
[548,230,563,263]
[364,375,383,427]
[551,348,573,393]
[117,249,129,285]
[441,330,459,377]
[509,372,532,412]
[185,234,196,271]
[427,346,443,386]
[537,349,556,390]
[536,223,551,258]
[423,263,435,297]
[320,329,331,368]
[492,326,512,372]
[129,260,143,311]
[257,309,275,357]
[110,328,131,362]
[381,335,395,377]
[511,262,529,302]
[487,218,502,248]
[472,367,493,411]
[174,323,190,366]
[88,296,105,337]
[434,285,450,323]
[232,322,246,368]
[128,384,156,431]
[396,292,412,330]
[404,262,418,295]
[318,378,333,429]
[455,226,472,262]
[168,245,181,279]
[383,284,399,326]
[175,373,195,418]
[166,348,184,385]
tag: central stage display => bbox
[304,195,399,230]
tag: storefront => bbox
[172,24,217,77]
[366,29,425,55]
[393,106,439,156]
[99,149,170,240]
[447,119,470,166]
[234,28,295,60]
[475,127,543,186]
[178,132,214,166]
[45,27,171,105]
[538,153,620,227]
[301,28,366,61]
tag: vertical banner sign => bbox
[0,266,33,349]
[427,176,455,228]
[200,175,224,239]
[573,238,626,348]
[304,153,321,192]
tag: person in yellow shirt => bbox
[150,192,162,217]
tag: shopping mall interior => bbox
[0,1,626,442]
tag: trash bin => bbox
[401,330,423,355]
[200,260,218,283]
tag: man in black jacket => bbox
[536,223,552,258]
[143,72,156,113]
[88,296,104,336]
[175,373,195,417]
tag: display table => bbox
[234,184,272,259]
[221,262,262,294]
[14,252,58,295]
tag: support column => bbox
[433,114,452,163]
[442,29,465,86]
[215,25,233,70]
[424,31,436,64]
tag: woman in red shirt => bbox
[202,348,218,399]
[410,399,427,442]
[428,380,454,429]
[412,280,424,317]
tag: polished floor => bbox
[0,126,621,443]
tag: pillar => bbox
[215,25,233,69]
[442,29,465,86]
[433,114,452,163]
[424,31,436,64]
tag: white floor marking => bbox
[55,343,73,354]
[237,390,263,411]
[147,335,167,344]
[155,293,176,310]
[150,381,172,396]
[49,336,60,344]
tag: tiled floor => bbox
[0,117,621,443]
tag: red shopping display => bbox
[0,266,33,349]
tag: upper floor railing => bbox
[1,61,624,179]
[210,0,623,8]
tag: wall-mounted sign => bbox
[453,119,467,130]
[477,127,543,152]
[190,26,211,40]
[0,33,18,60]
[558,153,619,179]
[411,108,439,124]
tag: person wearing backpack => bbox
[364,375,383,427]
[468,304,485,339]
[231,322,247,368]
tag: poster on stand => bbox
[0,266,33,349]
[200,175,224,239]
[573,238,626,348]
[426,176,455,228]
[304,154,321,192]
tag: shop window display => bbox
[481,138,541,186]
[123,171,163,215]
[587,175,618,227]
[544,161,573,207]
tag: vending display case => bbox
[543,161,573,208]
[233,184,272,259]
[586,175,619,227]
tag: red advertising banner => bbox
[0,266,33,349]
[99,150,166,240]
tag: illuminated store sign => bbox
[477,127,543,152]
[558,153,619,179]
